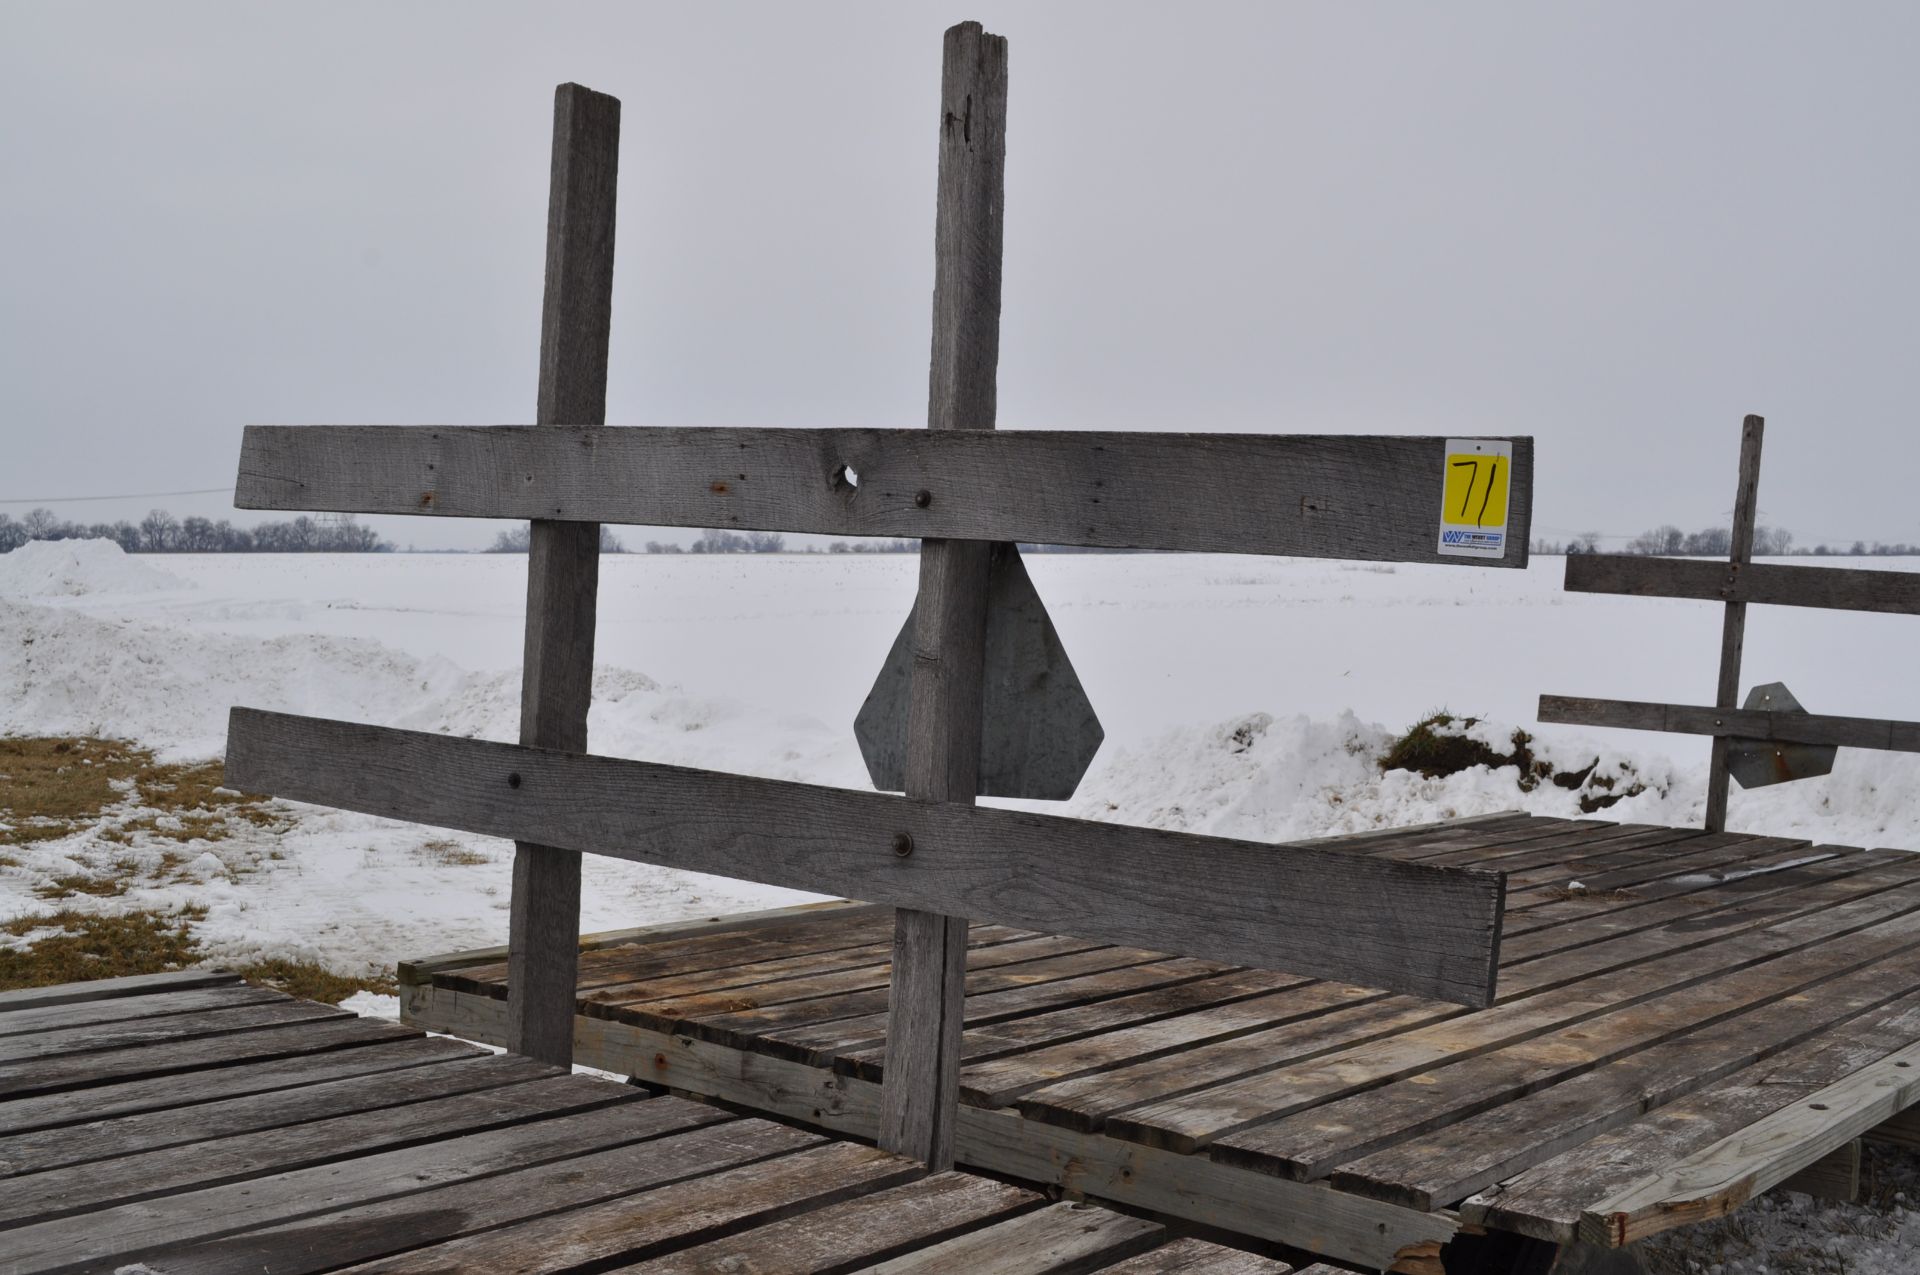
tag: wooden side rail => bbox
[236,426,1535,567]
[1565,554,1920,615]
[224,707,1507,1008]
[1539,695,1920,754]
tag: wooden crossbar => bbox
[1539,695,1920,754]
[1565,554,1920,615]
[223,707,1507,1008]
[235,425,1534,566]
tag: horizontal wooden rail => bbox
[1539,695,1920,753]
[236,426,1532,565]
[225,708,1506,1006]
[1565,554,1920,615]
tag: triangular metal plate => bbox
[855,545,1104,800]
[1727,680,1838,790]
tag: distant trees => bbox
[486,525,626,553]
[0,507,389,553]
[687,529,786,554]
[1542,524,1918,557]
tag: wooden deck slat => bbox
[0,1063,592,1226]
[1462,986,1920,1242]
[851,1199,1168,1273]
[140,1118,828,1275]
[0,1032,470,1137]
[326,1140,922,1273]
[1096,1238,1295,1273]
[0,1047,543,1178]
[0,968,243,1013]
[0,982,285,1039]
[1333,976,1920,1210]
[594,931,1118,1019]
[993,851,1920,1128]
[609,1171,1043,1274]
[1093,876,1920,1153]
[0,1012,419,1100]
[0,996,344,1064]
[0,1081,721,1273]
[1206,912,1920,1185]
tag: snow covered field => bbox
[5,539,1919,981]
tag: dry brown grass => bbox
[233,958,398,1005]
[0,906,208,990]
[415,838,490,867]
[1,735,284,851]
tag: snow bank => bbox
[0,539,190,598]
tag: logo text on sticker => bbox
[1437,438,1513,559]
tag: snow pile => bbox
[0,539,190,598]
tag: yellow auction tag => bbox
[1437,438,1512,558]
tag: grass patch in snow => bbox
[414,838,490,867]
[0,905,208,989]
[1,736,285,850]
[232,958,398,1005]
[1380,712,1649,813]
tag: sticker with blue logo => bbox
[1437,438,1511,558]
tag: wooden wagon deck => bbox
[0,970,1319,1275]
[402,813,1920,1272]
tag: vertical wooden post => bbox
[507,83,620,1066]
[877,20,1008,1170]
[1703,414,1764,833]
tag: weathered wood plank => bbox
[0,1047,534,1178]
[397,899,883,986]
[1537,695,1920,753]
[0,1064,589,1226]
[1564,554,1920,616]
[879,18,1009,1173]
[1235,919,1920,1191]
[507,80,622,1069]
[324,1140,919,1273]
[0,1013,416,1102]
[1463,989,1920,1242]
[105,1117,818,1275]
[1097,1238,1296,1273]
[0,1082,718,1272]
[0,997,341,1065]
[1101,875,1920,1154]
[0,982,283,1039]
[0,968,242,1013]
[236,425,1537,566]
[611,1171,1042,1274]
[1578,1036,1920,1245]
[0,1031,461,1136]
[1704,415,1764,832]
[853,1199,1166,1273]
[226,709,1507,1006]
[402,981,1462,1272]
[1864,1102,1920,1152]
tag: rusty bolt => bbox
[914,489,932,508]
[892,832,915,858]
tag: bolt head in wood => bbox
[892,832,915,857]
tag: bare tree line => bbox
[0,507,389,553]
[1531,525,1920,557]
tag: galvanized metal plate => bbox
[855,544,1104,800]
[1727,681,1837,789]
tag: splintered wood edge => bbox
[1577,1037,1920,1246]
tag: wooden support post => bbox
[878,20,1008,1170]
[1703,416,1764,833]
[507,83,620,1066]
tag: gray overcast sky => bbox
[2,2,1915,551]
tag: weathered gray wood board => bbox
[226,707,1506,1006]
[3,975,1308,1275]
[1703,416,1764,833]
[237,425,1535,565]
[398,817,1920,1266]
[507,81,622,1067]
[879,18,1008,1174]
[1538,694,1920,753]
[1564,554,1920,616]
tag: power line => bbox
[0,486,233,507]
